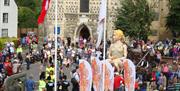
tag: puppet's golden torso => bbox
[109,41,125,59]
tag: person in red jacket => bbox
[3,57,13,76]
[135,79,139,90]
[114,72,124,91]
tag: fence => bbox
[4,73,26,91]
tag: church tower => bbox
[44,0,170,42]
[45,0,120,42]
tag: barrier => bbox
[174,83,180,91]
[4,72,27,91]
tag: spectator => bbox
[39,72,46,91]
[3,57,13,76]
[71,68,79,91]
[12,58,21,74]
[17,52,23,63]
[155,51,162,64]
[114,72,124,91]
[157,73,164,90]
[25,75,35,91]
[0,62,3,73]
[162,73,167,90]
[45,64,54,78]
[16,45,23,54]
[25,53,31,70]
[46,75,54,91]
[61,75,70,91]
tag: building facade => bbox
[0,0,18,37]
[148,0,172,40]
[45,0,169,42]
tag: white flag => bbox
[91,56,102,91]
[79,59,92,91]
[45,0,49,10]
[104,59,114,91]
[123,59,136,91]
[96,0,107,48]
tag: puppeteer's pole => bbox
[102,0,107,90]
[54,0,58,90]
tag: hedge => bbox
[176,38,180,43]
[0,37,19,51]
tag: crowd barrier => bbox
[4,73,26,91]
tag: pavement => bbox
[21,62,45,81]
[4,46,75,90]
[62,63,78,90]
[20,62,45,91]
[21,61,76,90]
[17,45,78,90]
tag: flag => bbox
[96,0,107,48]
[91,55,103,91]
[79,59,92,91]
[104,59,114,91]
[37,0,50,25]
[123,59,136,91]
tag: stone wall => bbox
[44,0,172,42]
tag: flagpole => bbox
[55,0,58,90]
[102,0,107,90]
[102,23,106,91]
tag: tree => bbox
[18,7,37,28]
[115,0,154,40]
[166,0,180,37]
[15,0,41,28]
[15,0,36,10]
[34,0,42,21]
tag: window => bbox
[4,0,10,6]
[1,29,8,37]
[3,13,8,23]
[80,0,89,13]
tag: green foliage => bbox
[35,0,42,23]
[115,0,154,40]
[166,0,180,37]
[176,38,180,43]
[18,7,37,28]
[0,38,18,51]
[15,0,36,10]
[15,0,42,28]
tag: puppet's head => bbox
[113,29,125,41]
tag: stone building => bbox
[148,0,172,40]
[45,0,120,42]
[44,0,170,42]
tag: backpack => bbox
[71,77,78,85]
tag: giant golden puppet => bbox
[108,29,128,72]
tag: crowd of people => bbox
[119,38,180,91]
[109,30,179,91]
[31,35,179,91]
[20,32,38,47]
[0,33,39,90]
[0,33,179,91]
[34,36,95,91]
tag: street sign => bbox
[54,27,60,34]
